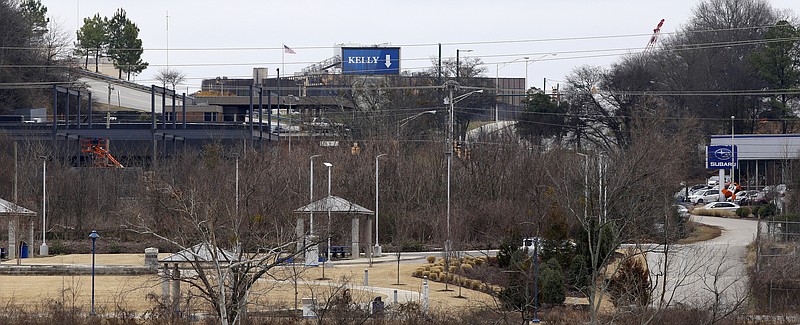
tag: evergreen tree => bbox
[516,89,567,145]
[107,9,148,80]
[539,258,566,305]
[75,13,107,72]
[18,0,48,37]
[749,20,800,132]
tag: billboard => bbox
[706,145,738,169]
[341,47,400,75]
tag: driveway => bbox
[646,215,759,310]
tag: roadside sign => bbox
[706,145,738,169]
[341,47,400,75]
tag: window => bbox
[204,112,217,122]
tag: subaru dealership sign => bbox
[706,145,738,168]
[341,47,400,75]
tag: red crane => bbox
[645,19,666,52]
[81,138,124,168]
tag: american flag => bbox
[283,44,296,54]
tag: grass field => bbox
[0,254,497,314]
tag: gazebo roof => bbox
[294,195,373,215]
[0,197,36,216]
[160,243,239,263]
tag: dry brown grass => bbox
[677,223,722,244]
[0,254,497,313]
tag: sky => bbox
[38,0,800,94]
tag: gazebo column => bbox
[8,219,16,260]
[295,218,304,253]
[29,219,34,257]
[364,216,373,260]
[351,216,359,258]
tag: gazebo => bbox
[0,197,37,260]
[294,195,374,262]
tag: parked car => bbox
[735,190,767,206]
[703,201,740,212]
[689,189,720,204]
[707,176,731,187]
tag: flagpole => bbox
[281,44,285,76]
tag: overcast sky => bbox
[39,0,799,93]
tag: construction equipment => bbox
[81,138,124,168]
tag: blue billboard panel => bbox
[341,47,400,75]
[706,145,738,169]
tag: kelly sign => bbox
[706,145,738,169]
[341,47,401,75]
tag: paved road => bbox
[646,215,759,310]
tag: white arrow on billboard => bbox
[385,54,392,68]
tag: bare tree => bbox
[154,68,186,91]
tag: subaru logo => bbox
[714,148,732,160]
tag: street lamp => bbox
[310,155,322,235]
[89,230,100,316]
[533,237,540,323]
[323,162,333,272]
[731,116,735,185]
[307,154,322,267]
[397,110,437,137]
[495,57,528,122]
[374,153,387,257]
[456,49,473,82]
[39,156,48,256]
[524,54,556,92]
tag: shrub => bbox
[497,241,521,268]
[471,280,482,290]
[426,255,436,263]
[692,208,736,218]
[608,254,651,307]
[430,272,439,281]
[568,254,589,289]
[475,257,486,266]
[735,207,751,218]
[540,258,566,305]
[449,265,457,273]
[422,271,430,277]
[401,241,425,251]
[461,263,473,272]
[759,203,778,218]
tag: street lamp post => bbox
[310,155,322,235]
[39,156,48,256]
[89,230,99,316]
[495,57,528,122]
[375,153,387,257]
[533,238,540,323]
[323,162,333,278]
[731,116,735,185]
[308,154,322,266]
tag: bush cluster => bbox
[411,256,489,292]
